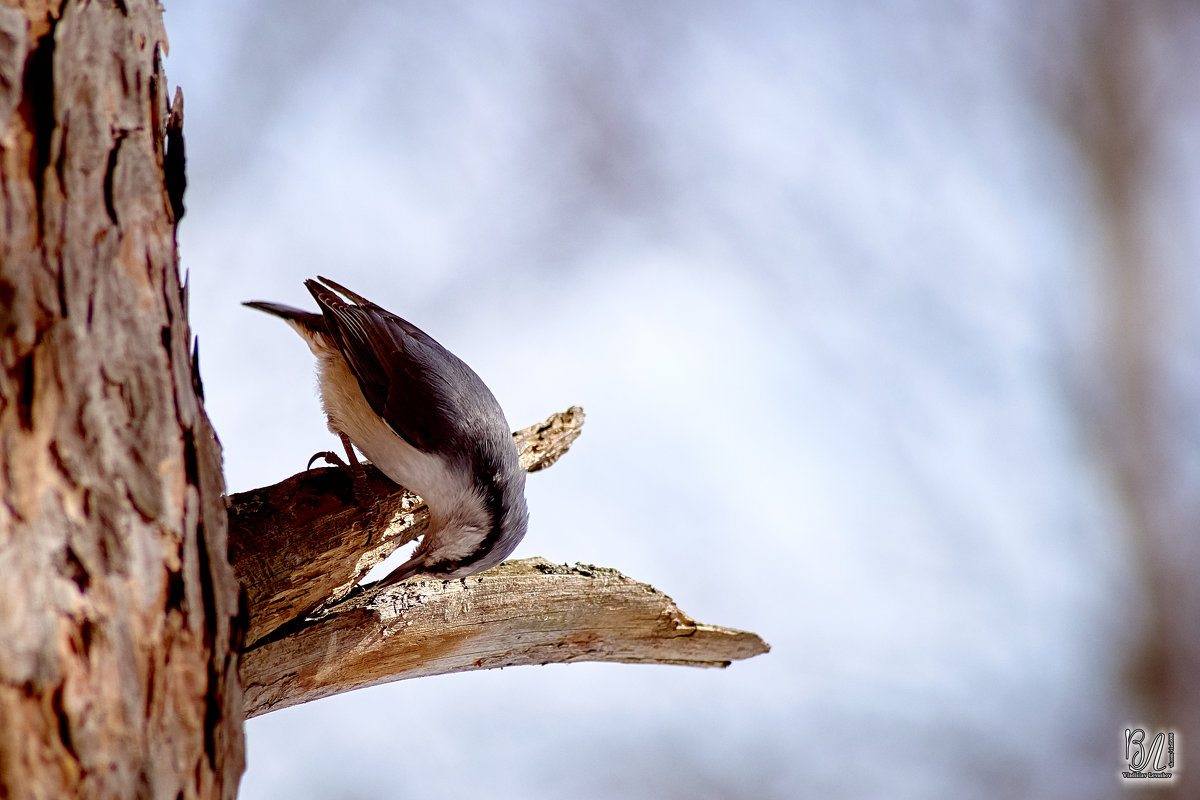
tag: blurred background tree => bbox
[1039,0,1200,793]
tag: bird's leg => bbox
[338,433,360,468]
[336,433,379,540]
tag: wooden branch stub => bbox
[514,405,585,472]
[228,468,425,645]
[241,558,770,718]
[228,406,585,645]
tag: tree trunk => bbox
[0,2,243,798]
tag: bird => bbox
[244,277,529,585]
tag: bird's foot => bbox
[307,450,369,500]
[307,450,349,471]
[308,439,377,540]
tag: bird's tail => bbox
[244,300,331,355]
[243,300,324,329]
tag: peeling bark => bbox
[0,2,242,798]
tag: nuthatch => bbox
[245,277,528,585]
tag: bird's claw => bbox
[307,440,375,539]
[307,450,349,471]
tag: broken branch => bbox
[226,405,769,719]
[241,558,769,718]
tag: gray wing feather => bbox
[304,279,491,457]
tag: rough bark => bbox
[0,2,242,798]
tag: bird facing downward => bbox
[245,277,529,585]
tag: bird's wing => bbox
[305,279,456,455]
